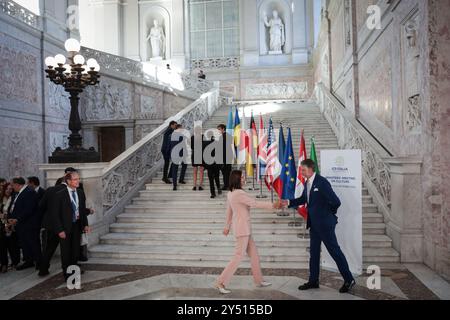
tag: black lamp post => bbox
[44,38,101,163]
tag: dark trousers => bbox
[207,166,221,196]
[59,222,81,275]
[171,163,187,187]
[309,224,354,284]
[16,225,41,265]
[220,164,232,189]
[0,231,20,266]
[39,229,60,272]
[163,157,171,180]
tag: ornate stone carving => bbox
[191,57,240,70]
[246,82,308,100]
[139,95,161,120]
[48,82,70,119]
[316,85,392,209]
[0,0,39,28]
[406,94,422,131]
[102,95,217,212]
[82,80,133,121]
[48,131,69,155]
[0,127,40,178]
[0,44,38,104]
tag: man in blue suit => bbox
[280,159,356,293]
[8,177,41,270]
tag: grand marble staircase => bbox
[88,101,400,269]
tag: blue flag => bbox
[226,107,234,136]
[281,128,297,200]
[278,124,286,164]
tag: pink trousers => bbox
[217,236,264,287]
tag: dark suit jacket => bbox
[161,127,174,160]
[218,132,234,165]
[9,186,39,229]
[40,184,66,230]
[51,187,89,234]
[170,130,188,164]
[288,174,341,230]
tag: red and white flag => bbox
[257,113,268,181]
[295,129,308,219]
[264,118,282,193]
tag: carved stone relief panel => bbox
[48,131,69,155]
[402,12,422,133]
[0,43,38,105]
[0,126,41,179]
[358,28,393,130]
[81,78,133,121]
[47,82,70,120]
[245,81,308,100]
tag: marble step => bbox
[136,190,374,204]
[116,213,384,224]
[99,233,393,248]
[89,245,310,262]
[83,257,309,269]
[108,222,386,235]
[99,233,309,248]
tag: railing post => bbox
[384,157,423,263]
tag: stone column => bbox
[384,157,423,263]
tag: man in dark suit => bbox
[280,159,355,293]
[38,178,65,276]
[204,133,222,198]
[217,124,234,190]
[8,177,41,270]
[161,121,178,184]
[51,172,90,280]
[27,176,46,227]
[170,124,188,191]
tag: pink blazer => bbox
[225,189,274,237]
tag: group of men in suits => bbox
[1,168,92,281]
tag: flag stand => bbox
[256,179,267,198]
[297,219,307,239]
[288,209,303,227]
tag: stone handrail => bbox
[101,88,220,215]
[313,83,392,216]
[80,47,216,98]
[0,0,40,29]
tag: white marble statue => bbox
[147,20,165,59]
[263,10,285,54]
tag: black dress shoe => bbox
[339,280,356,293]
[16,262,34,271]
[218,190,223,195]
[193,186,197,191]
[198,186,204,191]
[173,186,177,191]
[298,282,320,291]
[210,194,216,199]
[163,178,172,184]
[179,180,186,185]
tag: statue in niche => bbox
[263,10,285,54]
[146,20,165,59]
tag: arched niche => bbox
[140,5,171,61]
[258,0,293,56]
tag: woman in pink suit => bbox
[215,170,279,294]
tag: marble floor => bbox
[0,260,449,300]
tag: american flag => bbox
[264,118,282,190]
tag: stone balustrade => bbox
[314,83,424,263]
[39,88,220,245]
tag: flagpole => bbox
[256,178,267,198]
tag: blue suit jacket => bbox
[9,186,39,228]
[288,174,341,230]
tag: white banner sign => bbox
[320,150,362,276]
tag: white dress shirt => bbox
[306,172,316,203]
